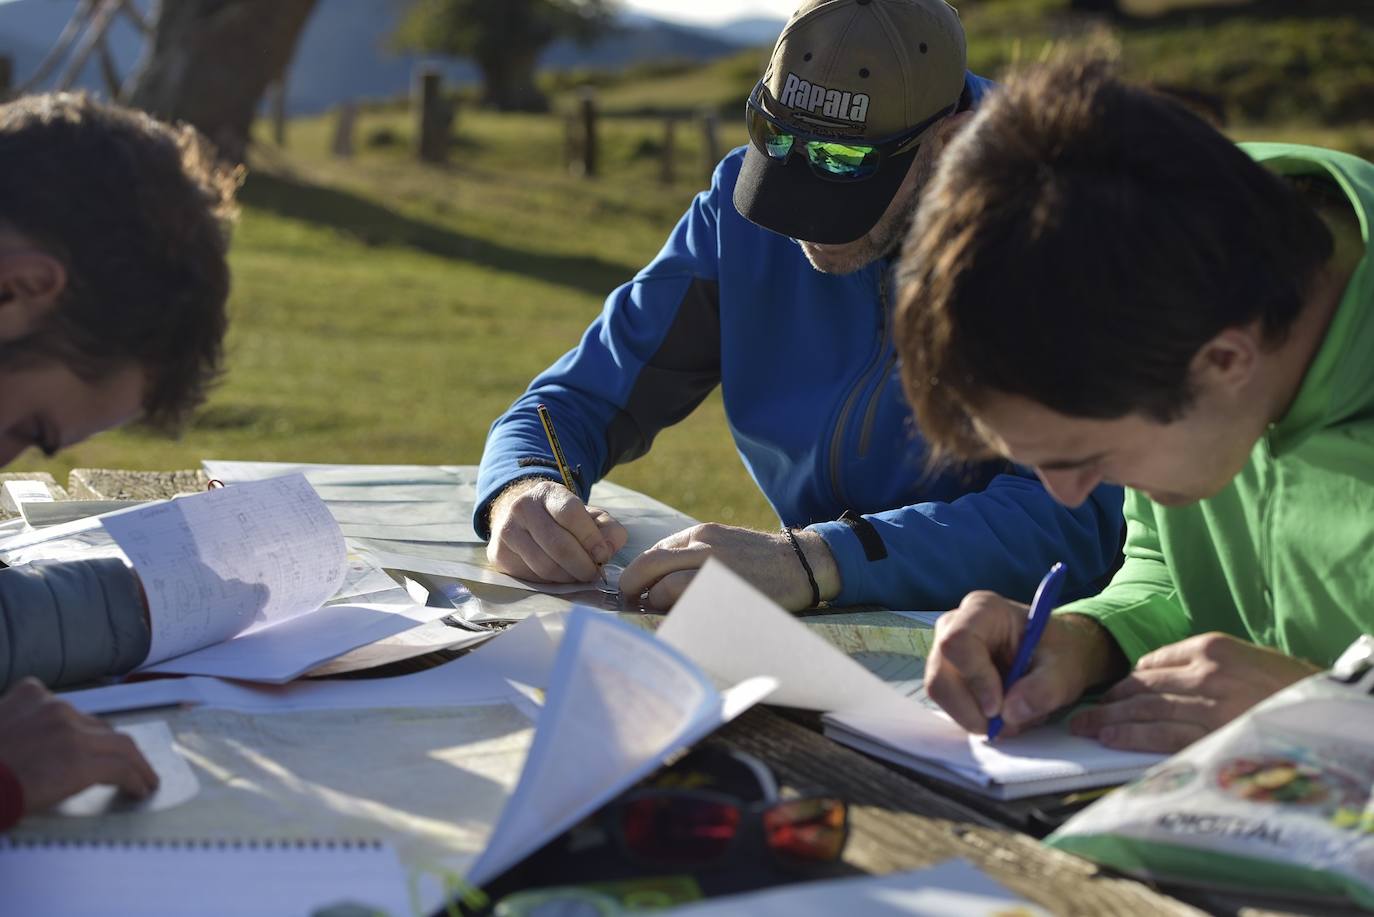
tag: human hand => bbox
[619,524,839,611]
[487,478,628,583]
[0,678,158,813]
[1071,633,1320,753]
[925,592,1125,737]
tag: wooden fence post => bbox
[577,88,598,178]
[660,116,676,186]
[563,111,580,173]
[700,109,720,180]
[331,101,356,159]
[414,66,452,164]
[268,79,288,146]
[0,56,12,100]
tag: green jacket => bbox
[1061,143,1374,668]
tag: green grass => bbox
[9,3,1374,531]
[10,107,775,529]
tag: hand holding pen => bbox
[923,564,1125,739]
[987,563,1066,741]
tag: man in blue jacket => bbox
[478,0,1124,611]
[0,92,236,826]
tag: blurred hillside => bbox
[0,0,783,113]
[963,0,1374,127]
[565,0,1374,132]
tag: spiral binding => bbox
[0,836,385,852]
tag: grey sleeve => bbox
[0,558,151,691]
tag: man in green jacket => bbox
[0,92,236,826]
[892,60,1373,754]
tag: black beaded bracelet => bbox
[781,526,821,609]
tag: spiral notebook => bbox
[659,562,1164,801]
[0,837,410,917]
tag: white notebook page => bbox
[0,839,410,917]
[102,474,346,664]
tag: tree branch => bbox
[15,0,97,95]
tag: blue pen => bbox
[987,562,1067,742]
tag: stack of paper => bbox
[0,474,450,683]
[659,562,1164,800]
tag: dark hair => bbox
[894,59,1334,462]
[0,92,240,430]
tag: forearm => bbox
[0,559,149,691]
[1058,612,1131,688]
[810,476,1125,609]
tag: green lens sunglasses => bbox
[745,80,955,182]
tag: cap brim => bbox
[733,143,916,245]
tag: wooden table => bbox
[13,468,1351,917]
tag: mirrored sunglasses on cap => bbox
[745,79,955,182]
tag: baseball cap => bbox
[733,0,968,244]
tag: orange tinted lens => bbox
[761,798,848,863]
[620,796,742,864]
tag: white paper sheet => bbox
[337,520,481,543]
[201,459,468,487]
[56,721,200,817]
[658,560,914,718]
[325,500,470,525]
[356,543,614,597]
[137,600,454,683]
[102,474,346,665]
[64,613,566,717]
[670,859,1050,917]
[660,561,1163,795]
[467,609,775,887]
[0,837,411,917]
[304,618,495,677]
[0,511,108,553]
[312,483,470,503]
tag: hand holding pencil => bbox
[486,404,629,585]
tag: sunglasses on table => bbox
[745,79,956,182]
[611,788,848,870]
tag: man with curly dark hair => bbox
[0,92,238,830]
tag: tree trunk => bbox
[125,0,319,163]
[477,47,548,113]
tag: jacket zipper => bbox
[828,271,892,508]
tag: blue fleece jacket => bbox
[477,83,1124,609]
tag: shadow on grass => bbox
[240,171,639,298]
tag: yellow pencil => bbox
[536,403,577,493]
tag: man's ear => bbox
[1189,326,1262,399]
[0,250,66,343]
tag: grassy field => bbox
[9,2,1374,531]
